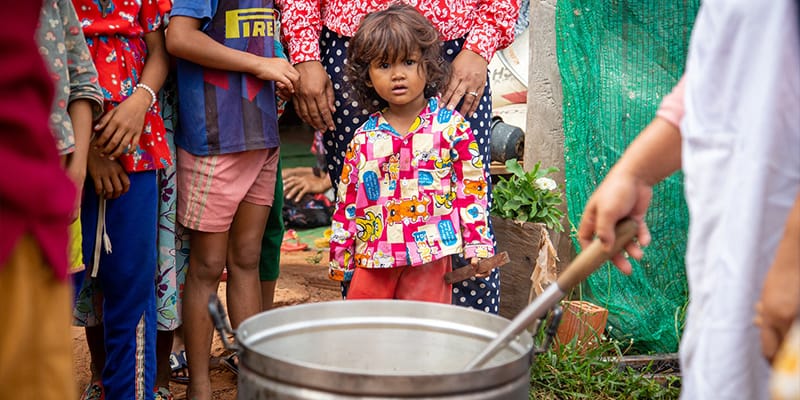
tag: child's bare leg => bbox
[260,280,277,311]
[85,324,105,381]
[155,329,175,389]
[226,202,269,327]
[184,230,228,400]
[171,325,185,352]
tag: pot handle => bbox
[208,294,241,352]
[555,218,638,290]
[463,218,637,370]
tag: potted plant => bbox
[491,159,565,231]
[491,159,608,346]
[490,159,564,319]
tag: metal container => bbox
[218,300,534,399]
[490,118,525,163]
[488,27,529,109]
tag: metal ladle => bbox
[464,218,638,370]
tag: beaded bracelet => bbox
[135,83,157,110]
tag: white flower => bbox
[534,177,557,191]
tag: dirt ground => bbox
[72,250,339,400]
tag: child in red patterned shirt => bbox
[70,0,171,398]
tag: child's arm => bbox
[66,99,94,211]
[451,117,495,270]
[94,27,169,160]
[61,0,103,209]
[86,145,131,199]
[166,16,299,92]
[328,139,362,282]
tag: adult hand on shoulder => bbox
[293,61,336,132]
[87,146,130,200]
[442,49,488,117]
[576,167,653,275]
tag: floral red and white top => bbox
[73,0,171,172]
[277,0,519,64]
[328,97,495,281]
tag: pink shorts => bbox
[346,257,452,303]
[177,147,279,232]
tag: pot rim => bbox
[234,300,535,395]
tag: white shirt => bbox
[681,1,800,398]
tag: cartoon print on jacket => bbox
[433,191,455,211]
[372,250,395,269]
[328,98,495,279]
[385,196,431,225]
[354,253,371,269]
[381,153,400,190]
[463,178,487,199]
[340,162,353,185]
[330,220,350,244]
[328,247,353,281]
[434,155,453,178]
[468,141,483,168]
[355,210,384,242]
[413,149,436,167]
[411,230,438,263]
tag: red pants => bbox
[347,257,452,303]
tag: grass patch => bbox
[529,338,680,399]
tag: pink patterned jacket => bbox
[277,0,520,63]
[329,98,495,281]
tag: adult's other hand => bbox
[293,61,336,131]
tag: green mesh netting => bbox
[556,0,700,353]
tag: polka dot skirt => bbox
[320,27,500,314]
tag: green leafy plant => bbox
[491,159,565,231]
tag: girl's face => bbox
[367,51,427,113]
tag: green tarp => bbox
[557,0,700,353]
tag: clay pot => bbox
[555,300,609,351]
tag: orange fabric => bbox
[347,257,451,303]
[0,235,75,400]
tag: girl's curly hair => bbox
[345,3,450,113]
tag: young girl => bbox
[36,0,104,280]
[328,4,495,302]
[70,0,170,399]
[166,0,298,398]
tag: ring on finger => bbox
[467,91,479,97]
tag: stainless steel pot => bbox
[212,300,535,399]
[210,219,638,399]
